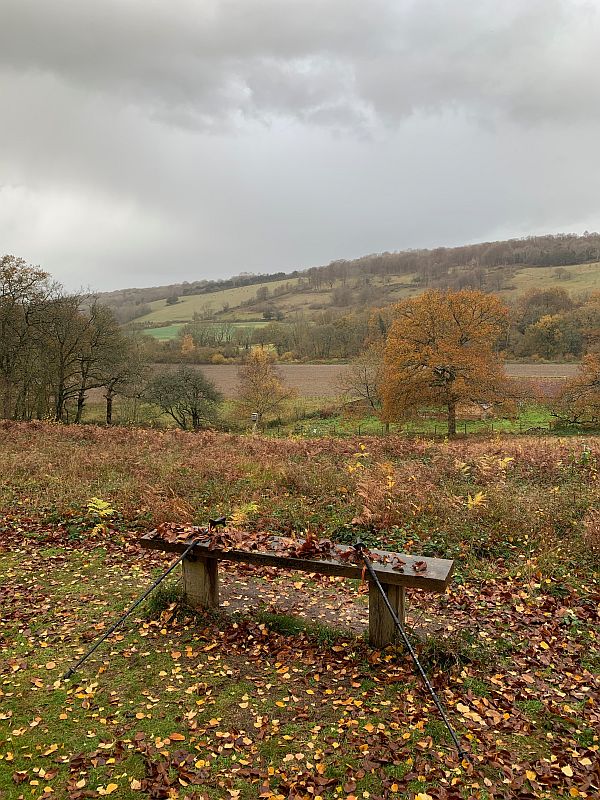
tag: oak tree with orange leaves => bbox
[553,354,600,424]
[381,289,509,436]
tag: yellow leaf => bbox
[415,794,433,800]
[561,765,574,777]
[105,784,119,795]
[169,733,185,741]
[130,779,142,790]
[540,641,550,650]
[466,491,487,510]
[526,770,536,780]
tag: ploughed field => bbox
[145,362,579,399]
[0,423,598,800]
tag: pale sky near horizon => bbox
[1,0,600,292]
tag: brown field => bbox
[169,362,579,398]
[85,362,577,408]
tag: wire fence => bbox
[264,420,557,439]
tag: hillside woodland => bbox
[113,233,600,365]
[101,232,600,324]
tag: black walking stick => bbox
[63,539,198,679]
[62,517,228,679]
[353,540,471,763]
[63,517,229,679]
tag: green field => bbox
[143,323,186,340]
[506,261,600,298]
[143,321,271,341]
[133,275,422,327]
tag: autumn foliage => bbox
[381,290,509,435]
[236,346,296,425]
[554,353,600,424]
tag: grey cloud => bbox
[1,1,599,291]
[2,0,599,132]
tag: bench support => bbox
[369,581,405,648]
[182,556,219,609]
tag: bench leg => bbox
[369,582,405,648]
[182,556,219,609]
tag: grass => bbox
[262,403,555,438]
[79,393,559,439]
[0,424,598,798]
[135,277,301,325]
[143,323,186,340]
[255,611,348,645]
[505,261,600,298]
[143,321,272,341]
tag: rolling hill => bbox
[133,261,600,335]
[96,233,600,334]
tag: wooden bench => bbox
[140,534,454,647]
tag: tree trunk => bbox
[106,387,114,425]
[74,389,86,423]
[55,387,65,422]
[1,381,12,419]
[447,400,457,437]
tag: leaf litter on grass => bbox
[0,424,599,799]
[1,521,598,800]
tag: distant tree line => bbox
[144,285,600,366]
[0,255,144,423]
[508,288,600,360]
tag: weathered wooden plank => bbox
[182,556,219,609]
[140,534,454,592]
[369,582,405,648]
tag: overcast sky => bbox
[1,0,600,292]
